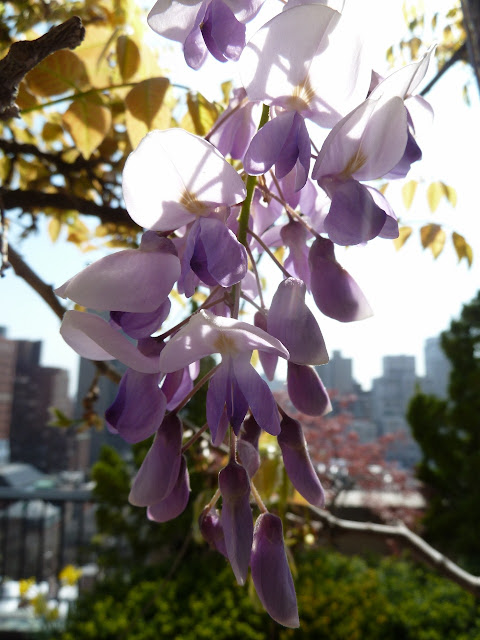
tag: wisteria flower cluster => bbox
[57,0,433,627]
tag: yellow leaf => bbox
[402,180,417,209]
[250,350,259,368]
[452,232,473,267]
[26,50,89,97]
[48,218,62,243]
[62,98,112,159]
[15,81,38,110]
[378,182,389,195]
[221,80,233,104]
[420,224,445,258]
[76,23,115,88]
[426,181,445,213]
[42,122,64,142]
[116,35,140,81]
[125,78,171,148]
[181,92,218,136]
[393,226,412,251]
[445,184,457,207]
[409,37,421,59]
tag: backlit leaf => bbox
[393,226,412,250]
[26,50,89,97]
[42,122,64,142]
[116,35,140,81]
[76,23,114,88]
[125,78,171,148]
[445,184,457,207]
[48,218,62,243]
[62,97,112,159]
[420,224,445,258]
[181,92,218,136]
[452,232,473,267]
[402,180,417,209]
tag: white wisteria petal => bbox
[222,0,264,23]
[240,5,369,126]
[60,311,160,373]
[370,45,436,101]
[159,310,289,372]
[122,129,246,231]
[313,97,408,182]
[147,0,201,44]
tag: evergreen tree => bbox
[408,291,480,571]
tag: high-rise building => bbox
[7,338,73,473]
[0,328,17,464]
[317,350,354,395]
[371,355,417,427]
[423,336,451,398]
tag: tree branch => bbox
[0,187,136,227]
[0,16,85,119]
[0,138,104,172]
[420,42,467,96]
[461,0,480,95]
[7,244,67,320]
[300,506,480,598]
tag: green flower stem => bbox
[237,103,270,247]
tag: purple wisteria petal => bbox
[384,129,422,179]
[184,10,208,70]
[129,413,183,506]
[278,414,325,506]
[163,366,195,410]
[219,461,253,585]
[366,187,399,240]
[56,234,180,313]
[159,310,289,373]
[122,129,246,231]
[233,353,280,435]
[208,88,262,160]
[206,362,230,442]
[110,298,171,340]
[60,311,160,373]
[147,455,190,522]
[222,0,265,22]
[308,237,373,322]
[237,440,260,479]
[244,112,311,189]
[196,217,248,287]
[254,312,278,381]
[199,507,228,557]
[287,362,331,416]
[240,414,261,449]
[281,221,311,288]
[202,0,245,63]
[268,278,328,366]
[105,369,166,444]
[323,178,387,246]
[251,513,299,628]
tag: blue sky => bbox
[2,0,478,396]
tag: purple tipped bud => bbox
[219,461,253,585]
[278,415,325,507]
[199,507,228,557]
[129,413,183,506]
[309,237,373,323]
[251,513,299,628]
[287,362,331,416]
[240,414,262,450]
[106,369,166,444]
[237,439,260,479]
[147,455,190,522]
[254,312,278,380]
[268,278,328,365]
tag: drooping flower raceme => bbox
[55,0,435,628]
